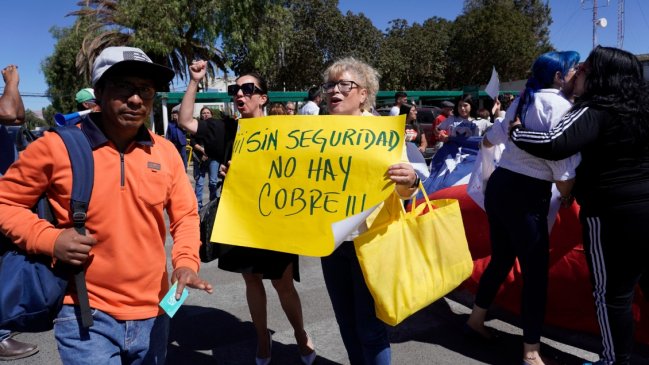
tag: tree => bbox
[445,0,554,88]
[24,110,47,130]
[263,1,382,91]
[464,0,552,50]
[219,0,293,86]
[272,0,345,90]
[377,19,411,91]
[69,0,227,87]
[42,20,93,114]
[42,105,57,127]
[377,17,452,91]
[329,12,382,66]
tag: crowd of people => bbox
[0,43,648,365]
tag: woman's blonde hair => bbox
[323,57,379,112]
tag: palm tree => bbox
[69,0,227,90]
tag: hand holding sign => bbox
[213,115,406,256]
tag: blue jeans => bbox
[54,305,169,365]
[193,159,220,209]
[321,242,391,365]
[0,329,10,341]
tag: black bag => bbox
[198,198,221,262]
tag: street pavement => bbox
[8,168,649,364]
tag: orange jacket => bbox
[0,117,200,320]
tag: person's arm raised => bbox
[0,65,25,124]
[178,60,208,134]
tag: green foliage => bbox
[266,1,382,91]
[446,0,554,87]
[44,0,558,104]
[70,0,226,87]
[220,0,293,86]
[42,20,92,113]
[24,110,47,130]
[378,18,452,91]
[41,105,57,127]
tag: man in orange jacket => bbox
[0,47,213,364]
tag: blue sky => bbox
[2,0,648,112]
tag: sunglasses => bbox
[227,83,264,96]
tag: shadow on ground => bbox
[388,291,600,365]
[166,305,342,365]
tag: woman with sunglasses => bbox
[320,57,418,365]
[179,60,316,365]
[511,46,649,365]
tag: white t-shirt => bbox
[487,88,581,182]
[299,101,320,115]
[389,105,400,116]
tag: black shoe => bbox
[0,338,39,360]
[462,323,498,342]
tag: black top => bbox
[195,117,236,164]
[511,106,649,214]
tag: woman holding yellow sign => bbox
[179,61,315,365]
[320,57,418,365]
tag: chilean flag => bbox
[416,137,649,344]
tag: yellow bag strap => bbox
[408,180,434,214]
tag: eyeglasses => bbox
[227,83,264,96]
[321,80,360,94]
[107,81,156,100]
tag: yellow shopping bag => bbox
[354,184,473,326]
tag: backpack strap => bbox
[52,126,94,328]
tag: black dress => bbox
[196,117,300,281]
[218,245,300,281]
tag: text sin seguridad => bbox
[232,127,402,218]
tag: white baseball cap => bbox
[91,46,175,88]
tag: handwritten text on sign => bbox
[212,115,405,256]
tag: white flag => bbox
[485,66,500,100]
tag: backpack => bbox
[0,126,94,332]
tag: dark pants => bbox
[321,241,391,365]
[581,205,649,365]
[476,167,551,344]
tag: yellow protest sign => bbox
[212,115,405,256]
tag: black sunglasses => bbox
[227,83,264,96]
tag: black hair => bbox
[399,103,415,116]
[577,46,649,145]
[454,93,476,118]
[236,71,269,106]
[307,86,321,101]
[395,91,407,100]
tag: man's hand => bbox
[189,60,207,83]
[171,266,213,300]
[53,228,97,266]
